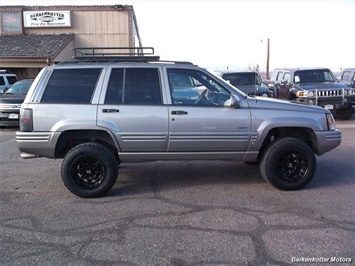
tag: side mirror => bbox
[224,94,241,108]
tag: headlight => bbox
[261,93,268,97]
[326,113,336,130]
[295,90,315,97]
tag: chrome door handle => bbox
[102,109,119,113]
[171,110,188,115]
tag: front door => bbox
[166,68,251,154]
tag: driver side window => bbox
[167,68,230,106]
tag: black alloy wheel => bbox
[70,154,107,190]
[274,149,309,183]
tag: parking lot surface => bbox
[0,117,354,265]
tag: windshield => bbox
[222,72,261,86]
[5,80,33,94]
[294,69,334,83]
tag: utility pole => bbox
[266,38,270,80]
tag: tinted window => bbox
[294,69,334,83]
[0,77,4,85]
[341,71,351,81]
[105,68,161,105]
[7,76,17,85]
[41,68,102,103]
[222,72,261,86]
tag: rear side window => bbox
[283,72,291,82]
[276,72,284,82]
[341,71,351,81]
[41,68,102,103]
[7,76,17,85]
[105,68,161,105]
[0,77,4,85]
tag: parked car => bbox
[220,70,275,97]
[340,68,355,88]
[270,67,355,120]
[340,68,355,111]
[0,70,17,94]
[0,78,34,127]
[16,47,341,198]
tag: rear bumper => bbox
[16,131,59,158]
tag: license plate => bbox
[8,113,18,119]
[324,104,334,110]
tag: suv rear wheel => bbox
[61,142,119,198]
[260,137,316,190]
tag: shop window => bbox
[1,12,23,34]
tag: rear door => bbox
[97,66,169,152]
[166,68,251,156]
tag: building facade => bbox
[0,5,142,79]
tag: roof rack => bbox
[72,47,160,62]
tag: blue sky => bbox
[1,0,355,72]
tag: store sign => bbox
[23,11,71,28]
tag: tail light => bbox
[20,108,33,132]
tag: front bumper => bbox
[314,129,341,156]
[294,96,354,111]
[0,110,20,127]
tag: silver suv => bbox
[16,47,342,198]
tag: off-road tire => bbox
[260,137,316,190]
[61,142,119,198]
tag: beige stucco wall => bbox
[23,6,133,48]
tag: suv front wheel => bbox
[61,142,119,198]
[260,137,316,190]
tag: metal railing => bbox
[72,47,160,62]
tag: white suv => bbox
[0,70,17,93]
